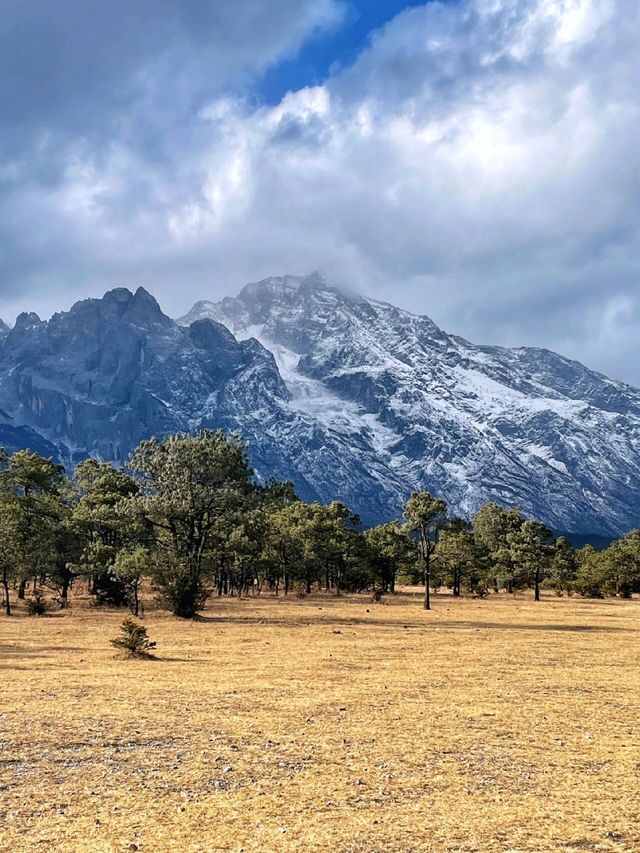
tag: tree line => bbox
[1,430,639,618]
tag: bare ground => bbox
[1,590,639,852]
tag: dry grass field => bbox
[1,590,639,853]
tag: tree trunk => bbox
[453,568,461,597]
[18,578,27,600]
[60,574,70,608]
[421,527,431,610]
[2,567,11,616]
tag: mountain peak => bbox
[238,273,322,300]
[67,285,170,329]
[178,272,357,329]
[102,286,135,304]
[133,285,160,305]
[14,311,43,331]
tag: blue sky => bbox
[1,0,639,384]
[258,1,430,103]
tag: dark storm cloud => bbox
[0,0,343,158]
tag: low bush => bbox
[110,618,156,657]
[25,591,50,617]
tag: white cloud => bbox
[2,0,640,384]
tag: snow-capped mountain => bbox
[1,275,639,535]
[179,273,640,535]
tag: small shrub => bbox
[110,618,156,658]
[25,590,50,617]
[371,588,384,603]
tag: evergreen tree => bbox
[262,503,307,595]
[113,546,154,616]
[404,491,447,610]
[437,519,481,597]
[72,459,142,606]
[129,430,253,617]
[8,450,65,600]
[549,536,578,595]
[473,503,524,592]
[0,453,19,616]
[365,522,417,593]
[508,519,553,600]
[598,532,640,597]
[574,545,608,598]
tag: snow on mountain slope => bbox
[179,273,640,535]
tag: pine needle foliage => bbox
[110,618,156,657]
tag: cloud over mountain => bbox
[1,1,639,383]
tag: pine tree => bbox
[550,536,578,595]
[129,430,254,618]
[365,522,417,593]
[508,519,553,600]
[404,492,447,610]
[436,520,479,597]
[110,618,156,657]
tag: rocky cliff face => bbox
[1,277,639,534]
[0,287,286,462]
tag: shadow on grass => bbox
[433,621,632,633]
[190,613,632,633]
[0,645,90,658]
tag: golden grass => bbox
[1,589,639,852]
